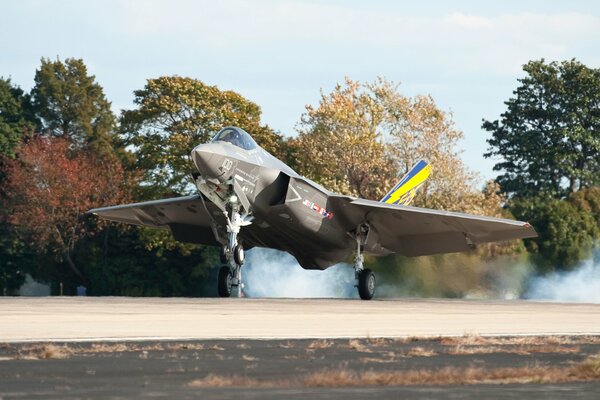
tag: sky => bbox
[2,0,599,180]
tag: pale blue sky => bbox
[2,0,599,180]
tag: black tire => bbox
[218,266,233,297]
[358,269,375,300]
[233,244,244,265]
[219,247,228,264]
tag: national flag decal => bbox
[303,199,334,219]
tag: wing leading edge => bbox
[87,195,222,247]
[330,196,537,257]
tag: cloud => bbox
[102,1,600,77]
[445,13,494,30]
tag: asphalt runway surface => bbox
[2,297,600,399]
[2,297,600,342]
[1,337,600,399]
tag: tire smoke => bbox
[242,248,600,303]
[243,248,356,298]
[525,251,600,303]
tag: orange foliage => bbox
[4,137,132,278]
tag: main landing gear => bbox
[354,224,375,300]
[217,204,250,298]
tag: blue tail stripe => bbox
[381,160,428,203]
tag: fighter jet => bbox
[88,126,537,299]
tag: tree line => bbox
[1,57,599,296]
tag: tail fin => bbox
[380,159,431,206]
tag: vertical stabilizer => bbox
[380,159,431,206]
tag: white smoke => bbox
[243,248,600,303]
[525,253,600,303]
[243,248,356,298]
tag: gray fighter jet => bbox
[88,126,537,299]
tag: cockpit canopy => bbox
[211,127,257,151]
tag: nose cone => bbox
[192,143,227,181]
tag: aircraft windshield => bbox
[212,127,257,150]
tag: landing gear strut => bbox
[354,224,375,300]
[196,176,252,298]
[217,202,251,298]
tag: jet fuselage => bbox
[191,137,355,269]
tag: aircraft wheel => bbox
[233,244,244,265]
[358,269,375,300]
[218,266,233,297]
[219,247,229,264]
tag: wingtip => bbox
[523,222,539,238]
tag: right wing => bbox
[88,195,223,247]
[330,196,537,257]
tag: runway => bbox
[2,297,600,342]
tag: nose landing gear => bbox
[217,265,233,297]
[217,245,245,298]
[216,260,244,298]
[217,203,251,298]
[195,176,252,298]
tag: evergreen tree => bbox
[30,57,116,157]
[0,78,38,159]
[0,78,39,294]
[483,59,600,199]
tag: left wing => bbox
[88,195,223,246]
[329,196,537,257]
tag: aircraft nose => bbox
[192,144,221,180]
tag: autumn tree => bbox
[4,137,132,284]
[30,58,116,157]
[294,77,521,268]
[292,78,394,199]
[372,78,496,213]
[294,77,506,216]
[294,77,525,298]
[120,76,285,195]
[483,59,600,199]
